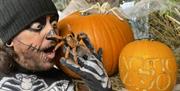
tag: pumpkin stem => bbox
[80,2,124,21]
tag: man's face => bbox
[12,16,58,71]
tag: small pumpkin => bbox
[119,40,177,91]
[55,11,134,78]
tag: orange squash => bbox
[56,11,134,78]
[119,40,177,91]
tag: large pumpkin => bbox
[55,11,134,78]
[119,40,177,91]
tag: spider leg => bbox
[65,47,70,59]
[46,35,63,40]
[54,41,65,51]
[72,47,78,64]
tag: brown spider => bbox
[47,32,89,64]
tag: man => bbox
[0,0,112,91]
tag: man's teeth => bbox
[43,57,48,62]
[45,56,47,60]
[42,53,48,62]
[42,53,45,61]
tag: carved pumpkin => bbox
[55,11,134,78]
[119,40,177,91]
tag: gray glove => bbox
[59,36,112,91]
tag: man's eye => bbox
[51,21,57,29]
[30,22,44,31]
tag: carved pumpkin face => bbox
[119,40,177,91]
[55,11,134,78]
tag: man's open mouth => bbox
[43,46,55,53]
[41,45,56,61]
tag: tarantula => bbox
[47,32,93,64]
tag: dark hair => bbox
[0,41,17,77]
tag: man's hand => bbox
[59,35,112,91]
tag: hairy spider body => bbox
[48,32,88,64]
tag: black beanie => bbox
[0,0,58,43]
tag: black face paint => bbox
[47,29,57,37]
[15,39,41,52]
[46,29,57,41]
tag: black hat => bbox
[0,0,58,43]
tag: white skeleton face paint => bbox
[12,16,58,71]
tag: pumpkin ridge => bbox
[114,15,133,43]
[110,17,125,73]
[92,17,103,49]
[114,19,128,44]
[94,15,108,72]
[110,17,126,44]
[115,20,133,47]
[108,16,120,72]
[90,16,98,50]
[111,17,128,73]
[91,15,112,73]
[102,15,115,75]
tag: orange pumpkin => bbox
[119,40,177,91]
[55,11,134,78]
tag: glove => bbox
[59,35,112,91]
